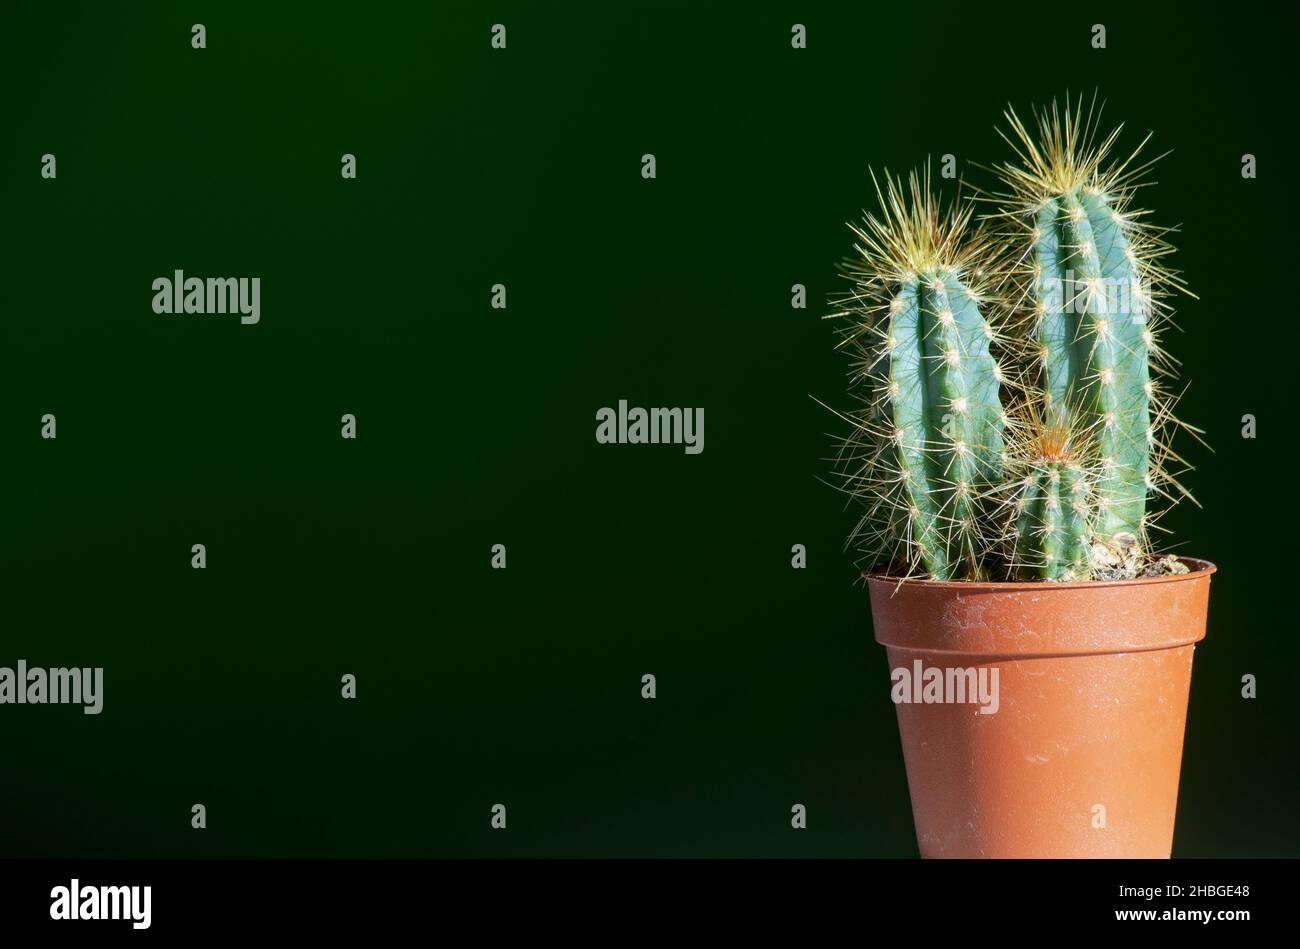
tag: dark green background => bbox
[3,1,1296,857]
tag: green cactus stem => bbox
[1029,186,1149,543]
[1011,459,1092,581]
[997,402,1098,581]
[993,95,1188,553]
[883,270,1005,578]
[833,167,1007,580]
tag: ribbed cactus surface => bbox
[882,269,1005,579]
[1031,185,1150,544]
[1011,458,1091,581]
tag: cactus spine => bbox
[833,168,1007,580]
[994,97,1186,555]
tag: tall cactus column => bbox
[996,97,1175,555]
[1032,187,1150,543]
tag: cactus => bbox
[830,167,1009,580]
[823,97,1200,583]
[1012,461,1091,580]
[998,405,1097,581]
[992,95,1193,560]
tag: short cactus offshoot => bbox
[991,95,1198,567]
[1014,461,1091,580]
[829,167,1010,581]
[995,404,1099,581]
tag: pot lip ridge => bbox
[863,556,1216,592]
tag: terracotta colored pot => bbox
[867,558,1215,858]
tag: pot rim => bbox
[863,556,1216,592]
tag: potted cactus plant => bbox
[827,96,1215,858]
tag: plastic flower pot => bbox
[867,558,1215,858]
